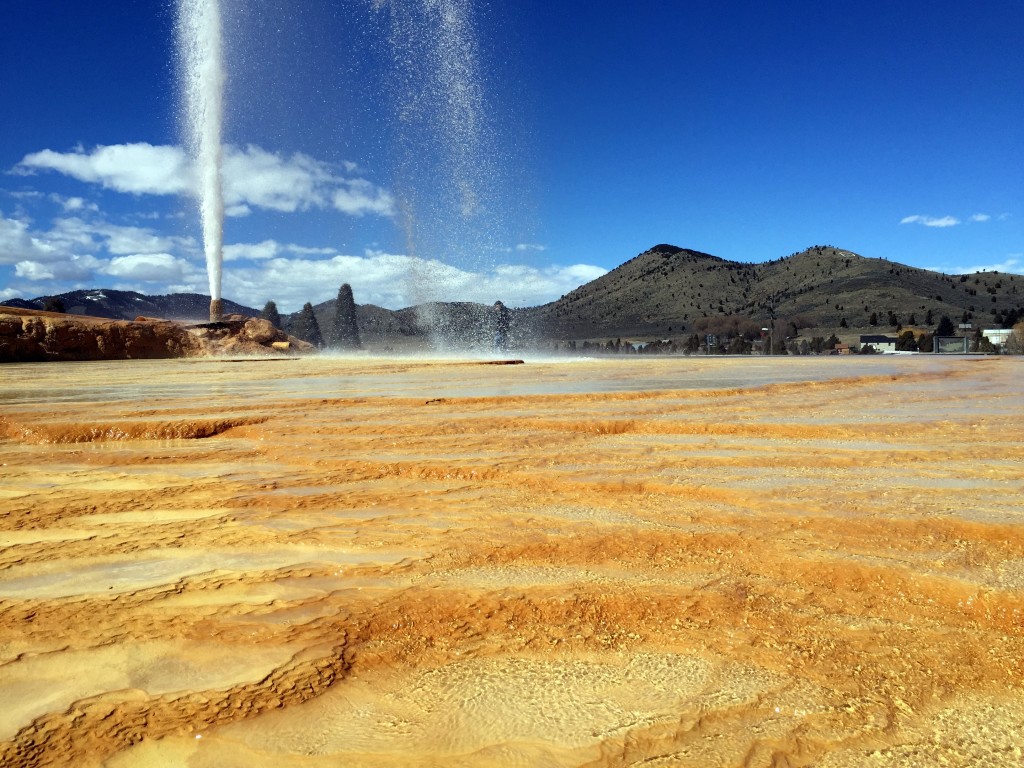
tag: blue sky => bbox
[2,0,1021,312]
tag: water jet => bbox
[177,0,225,324]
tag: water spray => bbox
[177,0,226,322]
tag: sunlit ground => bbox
[1,355,1022,767]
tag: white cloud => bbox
[15,254,102,281]
[219,244,606,312]
[0,286,24,301]
[515,243,547,252]
[51,217,190,256]
[4,190,43,201]
[3,202,601,314]
[942,255,1024,275]
[103,253,192,282]
[288,244,337,256]
[0,213,63,264]
[225,203,252,217]
[900,215,960,228]
[223,240,282,262]
[48,194,99,213]
[223,240,340,262]
[970,213,991,223]
[0,212,199,286]
[13,261,53,280]
[223,145,395,217]
[332,180,395,217]
[221,145,328,213]
[16,143,190,195]
[15,143,395,218]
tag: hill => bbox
[525,244,1024,340]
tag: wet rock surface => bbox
[0,356,1022,767]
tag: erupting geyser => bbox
[177,0,226,323]
[373,0,506,334]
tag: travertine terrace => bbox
[1,356,1022,766]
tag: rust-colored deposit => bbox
[1,356,1022,767]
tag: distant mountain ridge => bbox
[2,289,259,323]
[5,245,1023,344]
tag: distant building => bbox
[983,329,1012,346]
[859,335,897,353]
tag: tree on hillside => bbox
[328,283,361,350]
[260,300,282,329]
[43,297,65,313]
[936,315,956,337]
[294,302,323,347]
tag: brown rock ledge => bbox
[0,308,315,362]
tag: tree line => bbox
[551,314,1024,356]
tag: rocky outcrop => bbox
[0,308,316,363]
[185,315,317,357]
[0,308,203,362]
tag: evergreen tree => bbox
[329,283,361,349]
[42,297,66,313]
[936,315,956,337]
[896,330,918,351]
[260,300,282,329]
[294,302,323,347]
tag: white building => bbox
[859,335,897,353]
[983,329,1012,346]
